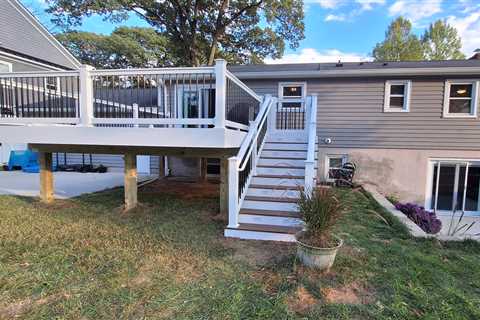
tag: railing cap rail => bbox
[0,70,80,78]
[89,66,215,76]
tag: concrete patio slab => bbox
[0,171,154,199]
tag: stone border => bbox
[363,184,473,242]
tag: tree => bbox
[372,17,424,61]
[46,0,305,66]
[56,27,178,68]
[422,20,465,60]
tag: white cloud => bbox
[356,0,385,11]
[307,0,343,9]
[447,11,480,56]
[388,0,443,24]
[325,14,346,22]
[265,48,371,64]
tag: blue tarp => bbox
[7,150,39,171]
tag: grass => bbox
[0,186,479,319]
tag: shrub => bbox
[394,203,442,234]
[297,187,344,247]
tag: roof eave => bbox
[232,67,480,79]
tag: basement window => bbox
[325,155,347,182]
[443,81,478,118]
[384,80,411,112]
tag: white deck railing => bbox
[0,59,260,130]
[227,94,275,228]
[304,95,318,195]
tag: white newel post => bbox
[228,156,239,228]
[133,103,139,128]
[79,65,94,126]
[214,59,227,128]
[304,95,318,197]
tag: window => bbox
[443,81,479,118]
[0,60,12,73]
[384,80,411,112]
[278,82,306,109]
[428,160,480,214]
[45,77,62,92]
[325,155,347,182]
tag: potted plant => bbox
[295,187,344,270]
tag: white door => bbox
[269,83,309,138]
[136,155,150,174]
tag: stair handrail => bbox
[226,94,275,229]
[237,94,274,170]
[304,95,318,195]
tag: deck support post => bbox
[39,152,54,203]
[158,156,166,178]
[220,157,229,215]
[227,157,239,228]
[124,153,138,211]
[200,158,208,181]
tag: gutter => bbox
[232,67,480,79]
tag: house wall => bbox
[318,147,480,205]
[242,76,480,150]
[242,76,480,204]
[52,153,162,175]
[0,53,53,72]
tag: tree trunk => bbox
[208,37,218,66]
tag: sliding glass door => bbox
[429,161,480,214]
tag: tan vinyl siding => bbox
[243,77,480,150]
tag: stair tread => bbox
[260,156,317,160]
[256,164,315,169]
[266,141,308,144]
[240,208,301,218]
[262,149,308,152]
[233,223,302,234]
[254,174,305,179]
[249,184,303,190]
[244,195,299,203]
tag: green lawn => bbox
[0,186,479,319]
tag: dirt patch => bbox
[322,281,375,305]
[286,286,319,315]
[33,199,79,211]
[222,238,294,267]
[141,178,219,200]
[251,269,285,295]
[0,292,70,319]
[130,251,203,288]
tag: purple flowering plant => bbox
[395,203,442,234]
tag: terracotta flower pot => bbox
[295,232,343,271]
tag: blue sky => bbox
[23,0,480,63]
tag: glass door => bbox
[430,161,480,214]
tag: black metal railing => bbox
[225,76,260,126]
[0,75,79,118]
[92,72,215,121]
[276,100,306,130]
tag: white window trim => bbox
[443,80,479,118]
[425,158,480,216]
[278,82,307,108]
[383,80,411,112]
[324,154,348,182]
[0,59,13,72]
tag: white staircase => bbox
[224,134,318,242]
[224,95,318,242]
